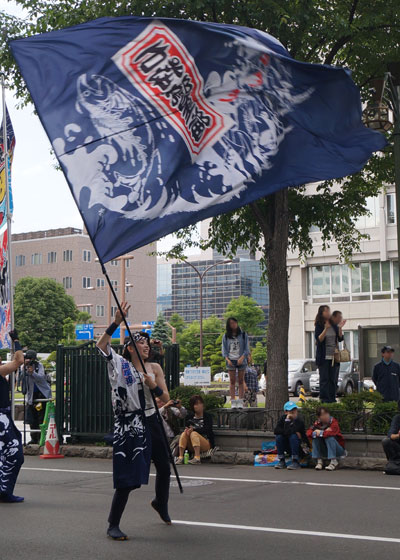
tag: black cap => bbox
[381,346,395,353]
[25,349,37,360]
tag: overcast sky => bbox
[1,0,187,253]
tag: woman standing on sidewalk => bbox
[97,303,172,541]
[222,317,250,408]
[314,306,344,403]
[0,330,25,503]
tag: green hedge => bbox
[299,391,398,435]
[169,385,225,411]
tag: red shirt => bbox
[306,416,345,448]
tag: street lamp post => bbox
[183,259,232,366]
[363,66,400,342]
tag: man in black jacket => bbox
[274,401,307,470]
[372,346,400,403]
[382,414,400,462]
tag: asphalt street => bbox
[1,457,400,560]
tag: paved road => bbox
[2,457,399,560]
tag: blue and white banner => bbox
[11,17,386,262]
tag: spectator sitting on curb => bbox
[382,412,400,464]
[274,401,308,470]
[156,397,187,442]
[176,395,215,465]
[307,406,346,471]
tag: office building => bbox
[12,227,156,332]
[157,251,269,323]
[288,186,399,374]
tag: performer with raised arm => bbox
[0,329,25,503]
[97,303,172,541]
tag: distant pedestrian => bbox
[244,356,258,408]
[314,305,344,403]
[307,406,346,471]
[156,397,187,441]
[274,401,308,470]
[22,350,52,444]
[372,346,400,403]
[222,317,250,408]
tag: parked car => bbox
[310,360,360,397]
[214,372,230,382]
[362,378,376,392]
[288,359,317,396]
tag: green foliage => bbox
[251,341,267,366]
[42,350,57,371]
[14,277,78,352]
[77,311,92,324]
[61,317,76,345]
[299,391,398,435]
[169,385,225,411]
[152,313,171,345]
[179,315,223,369]
[169,313,185,335]
[0,348,9,360]
[224,295,265,335]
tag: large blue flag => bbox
[11,17,386,262]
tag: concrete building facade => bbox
[287,186,399,374]
[11,227,157,333]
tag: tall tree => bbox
[168,313,186,335]
[151,313,171,345]
[14,277,78,352]
[224,296,265,335]
[179,315,223,368]
[251,341,267,366]
[1,0,398,409]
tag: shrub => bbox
[169,385,224,411]
[367,401,398,435]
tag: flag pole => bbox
[99,258,183,494]
[1,74,16,420]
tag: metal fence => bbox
[211,407,393,435]
[55,341,180,442]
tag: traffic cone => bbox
[298,386,307,406]
[40,410,64,459]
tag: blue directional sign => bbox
[142,321,155,337]
[75,323,94,340]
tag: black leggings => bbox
[108,414,171,527]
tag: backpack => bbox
[384,460,400,475]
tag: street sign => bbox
[184,367,211,386]
[113,322,131,339]
[75,323,94,340]
[141,321,155,337]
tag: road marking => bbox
[173,520,400,544]
[21,467,400,492]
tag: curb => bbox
[23,445,387,470]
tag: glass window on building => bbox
[386,193,396,224]
[111,280,118,292]
[82,277,91,289]
[63,250,72,262]
[31,253,42,265]
[97,278,105,289]
[83,249,91,262]
[96,305,105,317]
[111,306,117,316]
[309,261,397,302]
[63,277,72,289]
[355,196,380,228]
[15,255,25,267]
[47,251,57,264]
[111,259,118,266]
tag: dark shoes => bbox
[107,525,128,541]
[287,460,301,470]
[151,499,172,525]
[0,493,24,503]
[275,459,287,469]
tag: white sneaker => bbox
[325,459,339,471]
[236,399,244,409]
[231,399,237,409]
[315,459,323,470]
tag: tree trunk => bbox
[251,189,289,412]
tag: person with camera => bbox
[0,329,25,503]
[22,349,52,444]
[156,397,187,442]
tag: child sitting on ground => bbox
[274,401,308,470]
[307,406,346,471]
